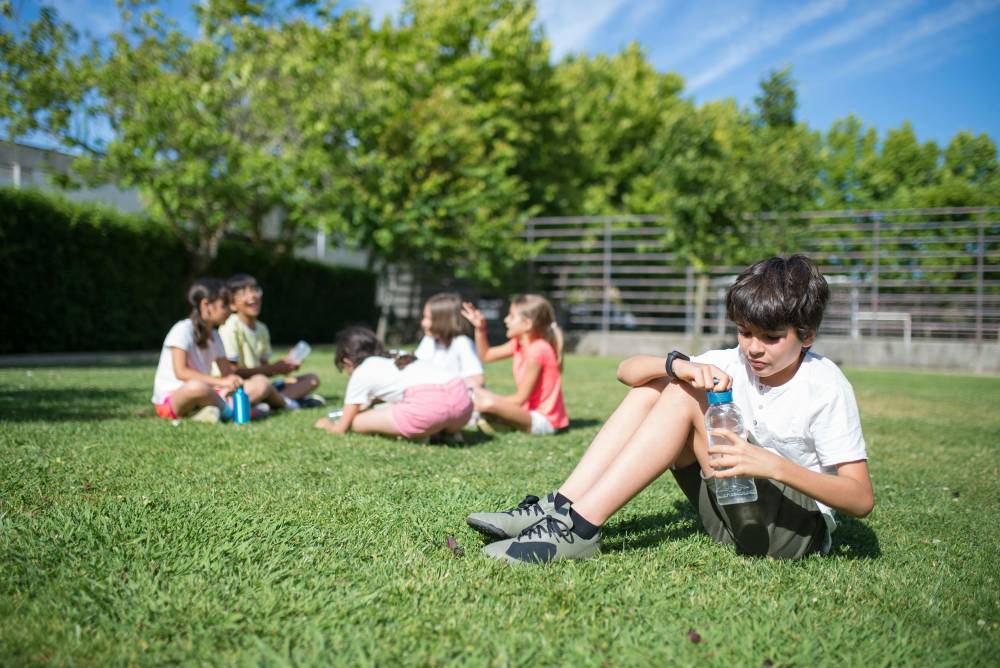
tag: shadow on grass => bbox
[829,516,881,560]
[601,502,882,560]
[0,387,144,422]
[563,418,604,432]
[602,500,701,552]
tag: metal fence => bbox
[525,207,1000,342]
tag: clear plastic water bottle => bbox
[233,386,251,424]
[705,389,757,505]
[288,340,311,365]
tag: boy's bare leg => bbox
[278,374,320,400]
[473,389,533,431]
[558,378,669,500]
[571,381,709,525]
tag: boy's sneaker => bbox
[466,492,563,540]
[251,403,271,420]
[190,405,221,424]
[300,394,326,408]
[483,513,601,565]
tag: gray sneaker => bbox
[483,512,601,565]
[466,492,563,540]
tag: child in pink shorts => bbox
[313,326,472,440]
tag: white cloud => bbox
[536,0,631,60]
[686,0,849,91]
[801,0,916,54]
[653,6,752,69]
[840,0,1000,76]
[47,0,120,37]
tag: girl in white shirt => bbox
[152,278,286,422]
[414,292,484,388]
[314,326,473,440]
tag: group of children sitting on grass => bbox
[151,277,569,439]
[151,256,874,565]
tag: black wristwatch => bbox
[665,350,690,379]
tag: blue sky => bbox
[28,0,1000,147]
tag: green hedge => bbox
[0,188,377,354]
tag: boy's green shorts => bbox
[671,460,828,560]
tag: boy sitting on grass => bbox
[218,274,325,409]
[467,255,874,563]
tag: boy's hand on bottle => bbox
[708,429,784,480]
[276,359,299,374]
[460,302,486,330]
[675,360,731,391]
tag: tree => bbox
[754,65,797,129]
[553,43,684,214]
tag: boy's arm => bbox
[617,355,732,390]
[709,430,875,517]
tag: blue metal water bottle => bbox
[233,386,251,424]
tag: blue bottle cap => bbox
[707,389,733,405]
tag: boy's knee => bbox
[247,374,269,392]
[724,503,771,557]
[304,374,320,389]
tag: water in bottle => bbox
[288,340,311,365]
[705,389,757,505]
[233,386,251,424]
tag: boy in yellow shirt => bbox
[219,274,324,409]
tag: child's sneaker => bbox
[252,403,271,420]
[482,513,601,565]
[300,394,326,408]
[281,396,301,410]
[466,492,563,540]
[190,405,221,424]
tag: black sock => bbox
[553,491,572,509]
[569,507,600,539]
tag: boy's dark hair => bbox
[334,326,416,371]
[227,273,258,293]
[725,255,829,341]
[187,277,230,349]
[424,292,469,347]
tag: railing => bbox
[524,208,1000,342]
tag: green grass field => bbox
[1,352,998,666]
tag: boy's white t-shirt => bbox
[413,334,484,380]
[152,319,227,404]
[343,357,459,407]
[692,346,868,539]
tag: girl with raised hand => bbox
[414,292,484,388]
[461,294,569,435]
[313,326,473,440]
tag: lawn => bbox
[1,352,997,666]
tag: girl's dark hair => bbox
[188,277,230,348]
[424,292,469,347]
[725,255,829,342]
[334,326,417,371]
[227,273,258,293]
